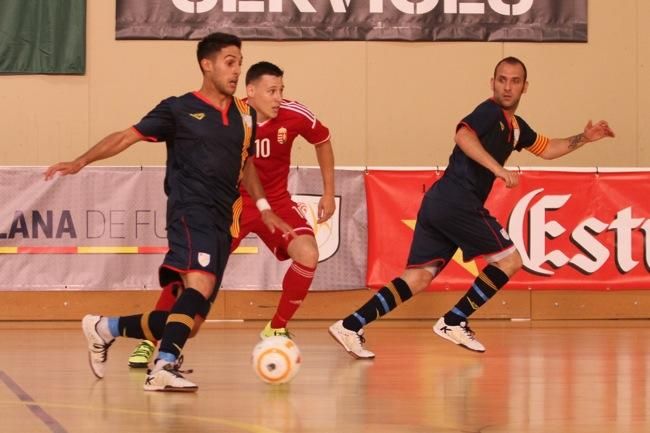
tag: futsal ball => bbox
[252,336,302,384]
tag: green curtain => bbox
[0,0,86,74]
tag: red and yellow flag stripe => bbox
[0,246,258,254]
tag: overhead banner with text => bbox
[116,0,587,42]
[366,170,650,290]
[0,167,365,291]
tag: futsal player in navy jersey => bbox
[44,33,293,391]
[330,57,615,358]
[126,61,336,368]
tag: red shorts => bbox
[232,199,314,261]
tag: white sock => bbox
[96,317,114,343]
[151,359,170,374]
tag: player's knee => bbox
[291,240,319,268]
[509,250,523,272]
[496,250,523,276]
[515,251,523,270]
[402,268,433,294]
[182,274,216,300]
[299,248,319,268]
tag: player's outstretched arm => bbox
[241,159,296,239]
[315,139,335,224]
[44,127,142,180]
[539,120,615,160]
[456,126,519,188]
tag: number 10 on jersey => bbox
[256,138,271,158]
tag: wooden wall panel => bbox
[5,289,648,322]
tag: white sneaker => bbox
[144,362,198,392]
[328,320,375,359]
[81,314,114,379]
[433,317,485,353]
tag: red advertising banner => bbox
[366,170,650,290]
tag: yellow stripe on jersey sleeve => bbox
[234,97,249,115]
[230,196,243,239]
[233,97,253,183]
[527,134,550,156]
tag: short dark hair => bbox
[494,56,527,81]
[196,32,241,70]
[245,61,284,85]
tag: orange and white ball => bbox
[252,336,302,384]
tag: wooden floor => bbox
[1,319,649,433]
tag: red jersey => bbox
[240,99,330,205]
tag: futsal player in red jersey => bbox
[236,61,335,340]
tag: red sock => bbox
[155,281,182,312]
[270,262,315,328]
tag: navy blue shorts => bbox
[407,193,514,269]
[159,207,231,312]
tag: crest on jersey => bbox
[189,112,205,120]
[277,127,288,144]
[197,252,211,267]
[292,194,341,262]
[499,121,504,131]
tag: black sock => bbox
[118,311,169,341]
[342,278,413,332]
[158,288,207,359]
[444,265,509,325]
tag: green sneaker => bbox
[259,321,292,339]
[128,340,155,368]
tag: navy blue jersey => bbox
[431,98,547,204]
[133,92,255,232]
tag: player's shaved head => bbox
[494,56,527,82]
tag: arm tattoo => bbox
[568,133,585,150]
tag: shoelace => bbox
[272,329,293,339]
[460,324,477,340]
[132,342,154,359]
[91,340,114,362]
[173,355,194,374]
[163,363,188,378]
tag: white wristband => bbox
[256,198,271,212]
